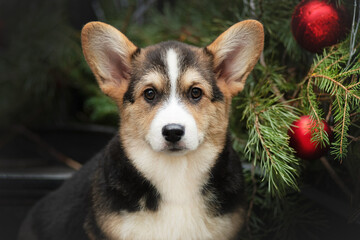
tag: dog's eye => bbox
[190,87,202,101]
[144,88,156,101]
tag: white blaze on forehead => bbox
[166,49,179,97]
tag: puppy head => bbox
[82,21,264,156]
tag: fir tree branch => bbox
[310,46,337,74]
[335,67,360,79]
[306,78,324,141]
[324,41,360,71]
[335,91,343,115]
[326,102,332,122]
[254,111,275,165]
[326,54,348,71]
[311,74,360,101]
[259,53,287,104]
[340,93,348,157]
[271,84,287,103]
[242,98,300,196]
[331,126,360,143]
[348,80,360,90]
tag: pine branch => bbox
[301,31,360,160]
[240,94,300,196]
[306,78,325,143]
[312,74,360,101]
[336,67,360,78]
[340,93,349,157]
[310,48,336,74]
[348,81,360,90]
[254,111,274,165]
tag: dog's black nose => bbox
[162,124,185,143]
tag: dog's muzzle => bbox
[146,100,200,153]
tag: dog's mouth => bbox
[165,143,186,153]
[167,146,184,152]
[160,142,189,154]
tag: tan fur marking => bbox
[120,101,162,148]
[180,69,213,99]
[132,71,166,100]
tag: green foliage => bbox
[235,66,300,196]
[85,95,118,125]
[303,34,360,160]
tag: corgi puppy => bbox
[18,20,264,240]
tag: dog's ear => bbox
[206,20,264,97]
[81,22,137,100]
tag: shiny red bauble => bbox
[291,0,350,53]
[288,115,332,160]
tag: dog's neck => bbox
[121,135,223,204]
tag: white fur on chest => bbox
[103,201,240,240]
[100,141,243,240]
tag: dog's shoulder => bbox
[205,136,245,215]
[90,135,160,213]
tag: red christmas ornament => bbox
[288,115,332,160]
[291,0,350,53]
